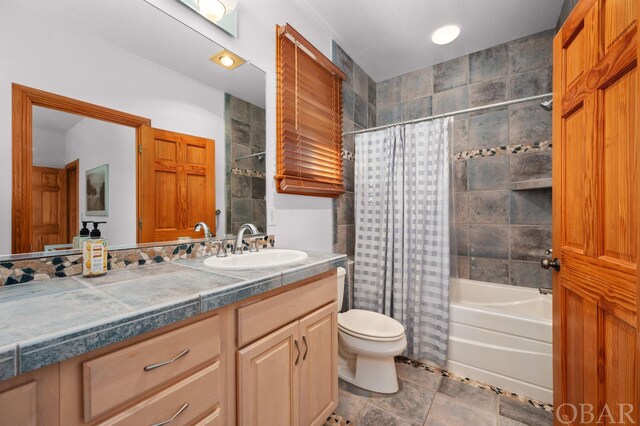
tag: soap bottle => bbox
[83,222,108,277]
[73,221,91,249]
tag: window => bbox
[276,24,346,197]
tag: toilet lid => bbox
[338,309,405,339]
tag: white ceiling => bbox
[33,106,84,134]
[296,0,564,82]
[14,0,265,107]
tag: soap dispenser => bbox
[82,221,108,277]
[73,221,91,249]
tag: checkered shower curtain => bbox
[354,118,451,366]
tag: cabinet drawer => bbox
[0,381,36,426]
[193,408,221,426]
[83,315,220,421]
[237,275,336,347]
[99,362,221,426]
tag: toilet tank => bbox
[337,267,346,310]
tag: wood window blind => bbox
[276,24,346,197]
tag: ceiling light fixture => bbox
[431,25,461,45]
[197,0,237,22]
[219,55,235,67]
[210,49,246,70]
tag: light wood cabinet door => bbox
[237,321,300,426]
[299,303,338,426]
[0,364,59,426]
[553,0,639,423]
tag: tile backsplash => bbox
[0,235,275,286]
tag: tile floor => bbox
[332,361,554,425]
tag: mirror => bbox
[0,0,266,257]
[225,94,267,234]
[174,0,239,38]
[32,107,137,249]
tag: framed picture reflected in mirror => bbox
[86,164,109,216]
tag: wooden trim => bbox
[279,24,346,80]
[11,84,151,254]
[637,0,640,411]
[65,159,80,242]
[551,27,564,415]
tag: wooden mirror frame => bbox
[11,84,151,254]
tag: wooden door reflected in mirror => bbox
[12,85,216,254]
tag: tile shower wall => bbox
[331,42,376,256]
[374,30,554,288]
[225,94,266,234]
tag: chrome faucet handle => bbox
[234,239,244,255]
[215,241,228,258]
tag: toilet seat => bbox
[338,309,405,341]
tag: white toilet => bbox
[336,267,407,393]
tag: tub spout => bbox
[539,287,553,295]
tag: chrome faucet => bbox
[234,223,260,254]
[193,222,212,240]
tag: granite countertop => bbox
[0,250,347,381]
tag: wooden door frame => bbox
[11,84,151,254]
[64,159,80,242]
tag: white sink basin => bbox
[203,249,308,270]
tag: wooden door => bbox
[139,126,215,243]
[65,160,79,241]
[553,0,639,423]
[237,321,299,426]
[32,166,67,252]
[298,303,338,426]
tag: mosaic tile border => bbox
[396,356,554,413]
[0,235,275,286]
[325,414,350,425]
[454,141,551,161]
[231,167,266,178]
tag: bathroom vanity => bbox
[0,251,346,425]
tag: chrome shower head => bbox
[540,99,553,111]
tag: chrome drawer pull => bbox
[302,335,308,360]
[151,402,189,426]
[143,348,190,371]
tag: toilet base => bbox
[338,349,400,394]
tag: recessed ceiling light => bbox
[431,25,461,45]
[219,56,235,67]
[210,49,246,70]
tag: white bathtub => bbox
[445,278,553,404]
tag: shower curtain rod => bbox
[343,92,553,136]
